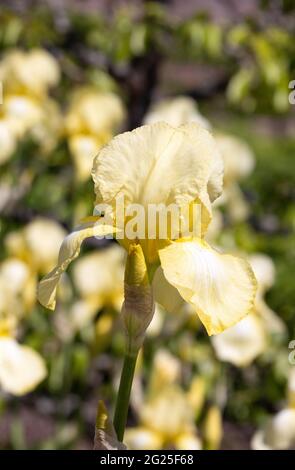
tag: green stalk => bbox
[113,351,138,441]
[113,243,154,442]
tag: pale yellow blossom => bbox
[0,336,46,396]
[68,244,125,329]
[2,94,62,153]
[212,253,285,366]
[0,49,61,154]
[251,409,295,450]
[0,257,36,316]
[249,254,286,337]
[148,349,181,397]
[72,244,125,311]
[0,49,60,97]
[38,122,257,335]
[213,133,255,221]
[252,367,295,449]
[65,87,125,181]
[212,313,266,367]
[249,253,276,294]
[5,218,67,274]
[125,386,202,450]
[0,116,19,164]
[144,96,211,130]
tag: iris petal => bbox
[159,238,257,335]
[37,220,118,310]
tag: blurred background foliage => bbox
[0,0,294,450]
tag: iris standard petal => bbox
[92,122,223,238]
[159,238,257,335]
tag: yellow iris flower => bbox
[38,122,257,336]
[0,258,46,396]
[0,336,46,396]
[211,313,266,367]
[125,350,202,450]
[65,87,125,182]
[0,49,60,98]
[211,253,285,367]
[69,244,125,330]
[0,257,36,318]
[0,48,61,158]
[213,133,255,222]
[147,349,181,397]
[251,369,295,450]
[143,96,254,224]
[144,96,211,130]
[5,218,67,275]
[125,386,202,450]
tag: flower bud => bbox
[122,243,155,354]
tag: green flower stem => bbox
[113,350,139,442]
[113,243,154,442]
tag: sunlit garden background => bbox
[0,0,295,450]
